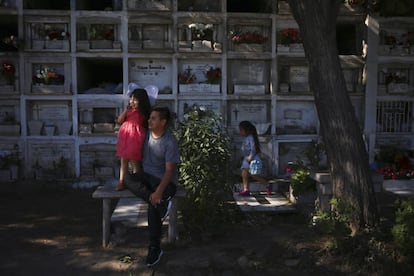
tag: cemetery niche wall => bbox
[0,1,408,182]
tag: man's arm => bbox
[149,162,176,205]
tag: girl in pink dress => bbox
[116,89,151,190]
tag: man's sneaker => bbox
[158,197,172,221]
[238,190,251,196]
[146,246,163,267]
[266,184,272,195]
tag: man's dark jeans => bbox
[124,172,176,248]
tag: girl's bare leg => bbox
[130,160,139,174]
[251,174,268,186]
[241,168,250,191]
[117,158,128,190]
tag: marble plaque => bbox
[28,141,74,171]
[289,66,308,83]
[229,102,268,133]
[130,60,172,94]
[143,25,165,41]
[231,61,265,83]
[32,104,69,121]
[180,63,219,84]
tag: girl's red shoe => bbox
[116,182,126,191]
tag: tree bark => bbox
[287,0,378,234]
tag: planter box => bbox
[289,43,304,52]
[143,40,164,49]
[387,83,409,94]
[93,123,114,133]
[77,41,90,51]
[128,0,171,10]
[179,84,220,93]
[312,172,383,211]
[383,179,414,191]
[277,45,290,53]
[32,84,65,94]
[0,124,20,136]
[90,40,113,49]
[45,40,69,50]
[234,43,264,52]
[0,85,14,94]
[32,40,44,50]
[234,84,265,94]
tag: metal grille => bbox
[376,101,412,133]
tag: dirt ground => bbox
[0,181,411,276]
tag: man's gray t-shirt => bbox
[142,130,180,185]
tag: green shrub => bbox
[392,199,414,256]
[173,105,237,237]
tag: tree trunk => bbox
[287,0,378,234]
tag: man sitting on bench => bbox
[124,106,180,267]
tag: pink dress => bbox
[116,109,147,160]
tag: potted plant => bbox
[0,61,15,92]
[32,65,65,93]
[44,27,70,50]
[188,23,214,49]
[89,24,116,49]
[278,28,303,52]
[230,30,269,52]
[384,70,408,94]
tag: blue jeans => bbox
[124,172,177,248]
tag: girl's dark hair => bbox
[239,120,261,154]
[131,89,151,128]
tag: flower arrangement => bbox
[231,31,269,44]
[178,67,197,84]
[384,71,407,84]
[90,24,114,40]
[1,62,15,85]
[1,35,18,51]
[278,28,302,46]
[45,30,69,40]
[189,23,213,41]
[205,67,221,84]
[32,66,64,85]
[373,146,414,180]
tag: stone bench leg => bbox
[167,197,178,243]
[102,198,111,247]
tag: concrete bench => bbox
[92,184,185,247]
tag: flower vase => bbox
[44,124,55,136]
[56,121,72,135]
[289,43,304,52]
[277,45,290,53]
[28,120,44,136]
